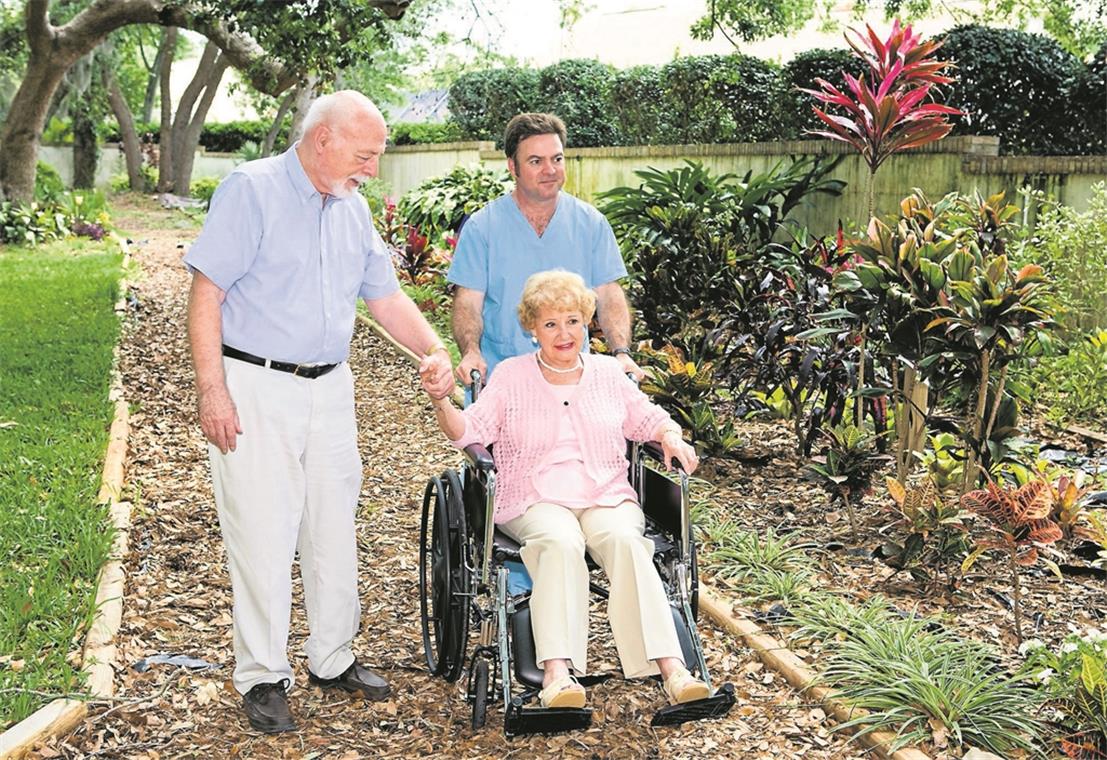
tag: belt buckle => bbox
[292,364,304,377]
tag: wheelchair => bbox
[418,376,736,736]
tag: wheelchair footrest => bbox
[504,702,593,737]
[650,682,737,727]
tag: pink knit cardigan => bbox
[451,352,674,524]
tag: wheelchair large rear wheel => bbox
[419,470,470,682]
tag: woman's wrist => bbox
[659,427,683,442]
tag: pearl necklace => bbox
[536,351,582,374]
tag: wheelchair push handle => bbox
[470,369,483,402]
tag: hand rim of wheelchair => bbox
[419,470,470,682]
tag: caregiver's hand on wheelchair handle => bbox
[660,429,699,475]
[456,349,487,385]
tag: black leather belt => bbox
[222,345,339,379]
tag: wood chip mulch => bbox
[35,198,864,760]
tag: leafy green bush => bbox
[199,120,279,153]
[389,121,463,145]
[1013,183,1107,334]
[396,163,511,242]
[1032,330,1107,425]
[940,24,1081,155]
[447,67,541,145]
[1021,630,1107,755]
[536,58,620,148]
[658,54,782,144]
[1068,43,1107,155]
[41,116,72,145]
[0,201,67,246]
[34,161,65,201]
[779,48,865,138]
[190,177,221,209]
[609,65,666,146]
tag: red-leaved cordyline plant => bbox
[961,479,1063,644]
[800,19,963,221]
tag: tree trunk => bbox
[173,53,228,196]
[0,0,302,203]
[170,40,220,165]
[288,73,321,144]
[262,88,297,157]
[156,26,177,193]
[71,98,98,189]
[962,348,992,495]
[103,63,145,191]
[142,27,172,124]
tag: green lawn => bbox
[0,239,123,727]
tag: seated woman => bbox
[419,269,710,710]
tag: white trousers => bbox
[208,358,362,694]
[502,501,684,679]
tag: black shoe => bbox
[243,678,296,733]
[308,659,391,701]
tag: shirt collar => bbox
[284,142,322,204]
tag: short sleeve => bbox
[358,222,402,301]
[447,212,489,292]
[182,172,263,291]
[590,212,626,286]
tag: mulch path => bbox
[37,197,865,759]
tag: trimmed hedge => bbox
[779,48,865,138]
[98,118,291,153]
[389,121,463,145]
[940,25,1082,155]
[446,25,1102,155]
[536,58,621,148]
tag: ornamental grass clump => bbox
[819,614,1042,754]
[701,525,816,607]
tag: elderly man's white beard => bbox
[329,175,369,199]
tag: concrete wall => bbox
[40,138,1106,235]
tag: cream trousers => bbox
[208,358,363,695]
[502,500,684,679]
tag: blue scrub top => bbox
[447,191,626,376]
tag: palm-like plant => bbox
[961,480,1063,644]
[808,423,891,540]
[800,20,962,220]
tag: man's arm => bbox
[365,290,454,398]
[594,281,644,380]
[188,271,242,454]
[451,285,487,383]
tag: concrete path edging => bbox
[699,592,932,760]
[0,240,133,760]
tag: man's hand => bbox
[419,350,454,399]
[198,383,242,454]
[615,351,646,382]
[456,349,487,386]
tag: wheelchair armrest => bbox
[639,440,684,473]
[464,443,496,472]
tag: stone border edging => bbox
[0,239,133,760]
[699,591,931,760]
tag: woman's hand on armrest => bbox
[657,427,699,475]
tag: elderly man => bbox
[185,90,453,734]
[448,112,643,384]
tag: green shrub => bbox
[536,58,620,148]
[199,120,273,153]
[447,67,541,145]
[609,65,666,146]
[1032,329,1107,425]
[34,161,65,201]
[41,116,72,145]
[1021,631,1107,754]
[190,176,220,208]
[1014,183,1107,334]
[779,48,865,139]
[940,24,1081,155]
[658,54,782,144]
[1068,43,1107,155]
[396,163,511,242]
[390,121,463,145]
[358,176,393,220]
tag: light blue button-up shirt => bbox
[183,146,400,364]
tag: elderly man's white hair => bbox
[300,90,383,137]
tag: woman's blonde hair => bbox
[517,270,597,331]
